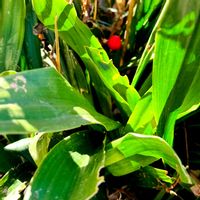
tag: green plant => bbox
[0,0,200,199]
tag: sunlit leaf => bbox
[0,67,119,134]
[125,92,155,134]
[24,131,105,200]
[152,0,200,145]
[105,133,192,184]
[32,0,140,118]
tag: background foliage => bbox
[0,0,200,199]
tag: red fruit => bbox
[107,35,122,51]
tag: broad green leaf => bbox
[32,0,102,56]
[61,42,92,102]
[105,133,192,184]
[124,92,155,134]
[0,67,119,134]
[85,47,139,118]
[32,0,140,118]
[153,0,200,121]
[24,131,105,200]
[0,0,26,72]
[152,0,200,145]
[132,0,200,144]
[22,0,43,69]
[106,154,158,177]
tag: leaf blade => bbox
[0,0,26,72]
[152,0,200,144]
[0,67,119,134]
[105,133,192,184]
[24,132,105,200]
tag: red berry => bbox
[107,35,122,51]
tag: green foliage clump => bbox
[0,0,200,199]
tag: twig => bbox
[93,0,98,20]
[54,15,61,73]
[120,0,137,66]
[184,122,190,167]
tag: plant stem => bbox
[93,0,98,20]
[184,122,189,167]
[55,15,61,73]
[120,0,137,66]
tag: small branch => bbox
[54,15,61,73]
[184,122,190,167]
[120,0,137,66]
[93,0,98,21]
